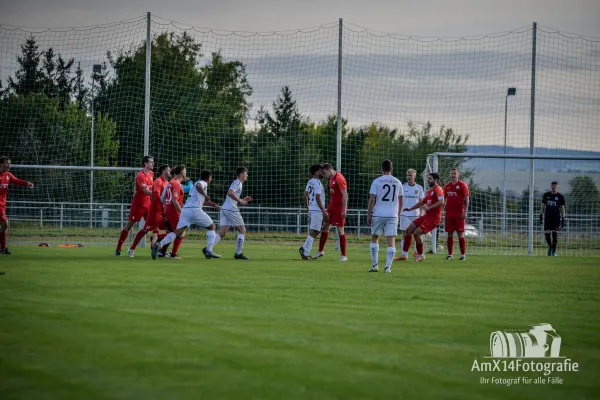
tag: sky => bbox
[0,0,598,38]
[0,0,599,154]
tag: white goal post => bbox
[426,152,600,256]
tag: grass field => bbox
[1,242,599,400]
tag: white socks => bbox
[303,236,314,256]
[159,232,176,247]
[213,233,221,247]
[235,234,245,255]
[386,247,396,269]
[370,243,379,266]
[206,230,216,251]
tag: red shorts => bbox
[128,205,149,223]
[445,214,465,232]
[0,206,6,222]
[164,209,181,229]
[327,206,346,227]
[143,212,170,232]
[413,215,439,234]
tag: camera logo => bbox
[490,323,561,358]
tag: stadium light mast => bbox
[90,64,102,229]
[502,87,517,233]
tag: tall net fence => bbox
[1,16,599,253]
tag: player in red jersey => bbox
[115,155,154,256]
[0,156,34,254]
[127,164,172,257]
[443,168,470,261]
[152,165,186,260]
[314,163,349,261]
[396,172,445,262]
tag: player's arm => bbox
[540,198,546,224]
[183,180,194,195]
[304,190,310,209]
[136,174,153,196]
[341,189,348,218]
[397,194,403,219]
[424,189,445,211]
[404,197,425,212]
[195,182,210,200]
[461,196,470,219]
[172,192,182,213]
[205,199,220,210]
[560,196,566,227]
[367,194,376,226]
[227,189,252,205]
[8,173,34,189]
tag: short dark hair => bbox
[171,165,185,176]
[236,167,248,177]
[428,172,440,182]
[141,155,154,167]
[382,159,393,172]
[0,156,10,164]
[200,170,212,181]
[551,181,559,185]
[309,164,322,176]
[322,163,334,170]
[157,164,170,175]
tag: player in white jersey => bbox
[155,170,222,258]
[397,168,424,258]
[367,159,403,273]
[299,164,329,260]
[213,167,253,259]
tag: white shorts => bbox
[220,209,245,227]
[400,215,418,231]
[371,216,399,237]
[178,207,214,229]
[308,210,323,231]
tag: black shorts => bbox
[544,216,560,231]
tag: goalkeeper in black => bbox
[540,181,566,256]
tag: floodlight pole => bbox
[336,18,343,172]
[144,12,151,156]
[528,23,537,256]
[90,64,102,229]
[502,88,516,233]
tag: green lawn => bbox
[1,242,599,400]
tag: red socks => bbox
[459,237,466,255]
[416,242,424,255]
[172,237,183,256]
[340,234,347,256]
[447,237,454,255]
[116,229,129,251]
[403,236,413,252]
[0,231,6,248]
[130,229,148,250]
[318,232,329,252]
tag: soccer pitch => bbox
[1,243,599,400]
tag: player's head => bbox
[157,164,171,179]
[236,167,248,182]
[406,168,416,184]
[0,156,10,173]
[381,159,393,174]
[171,165,186,179]
[309,164,322,177]
[141,155,154,170]
[427,172,440,187]
[321,163,335,178]
[200,170,213,184]
[551,181,559,193]
[450,168,460,181]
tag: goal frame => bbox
[429,152,600,256]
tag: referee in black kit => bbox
[540,181,566,256]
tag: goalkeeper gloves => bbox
[560,217,566,228]
[539,214,543,224]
